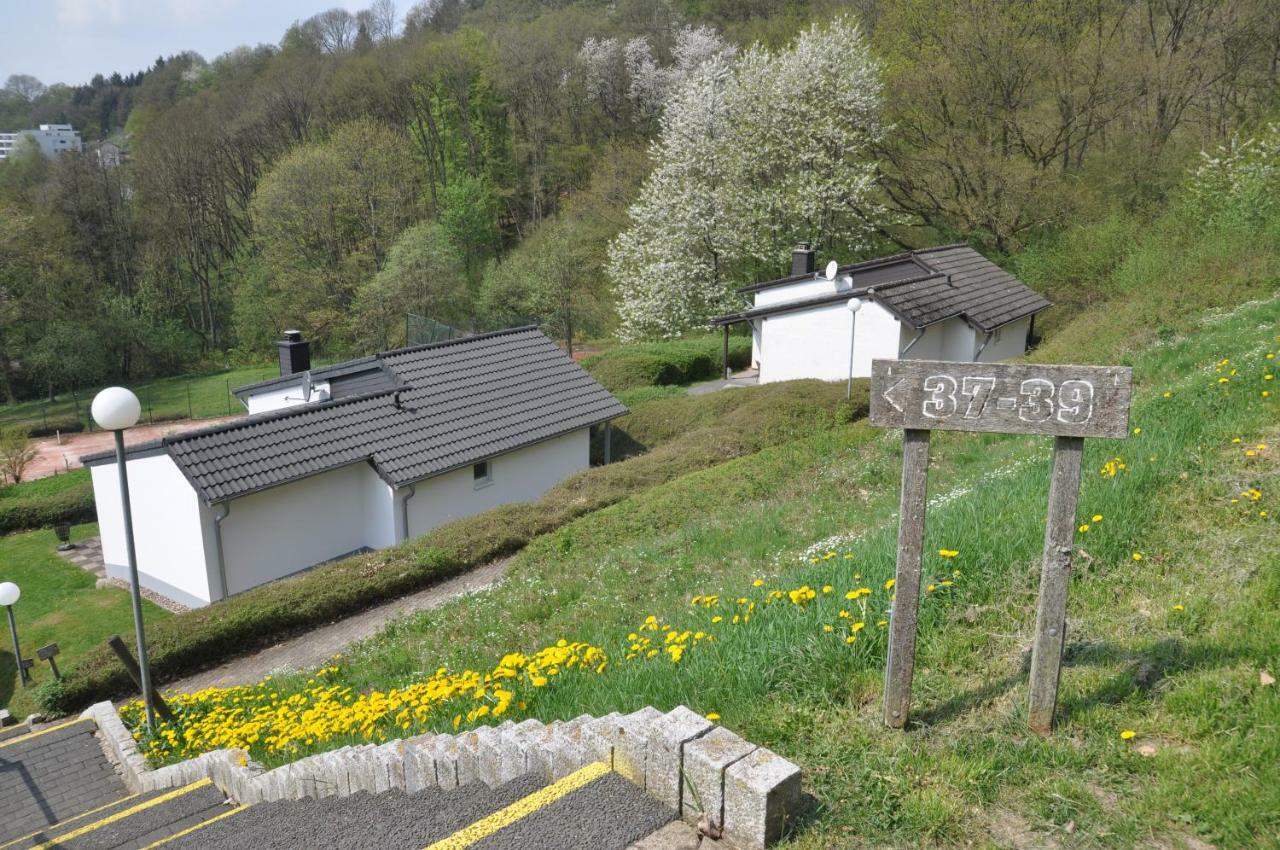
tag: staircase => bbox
[0,721,674,849]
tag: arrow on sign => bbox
[882,378,907,412]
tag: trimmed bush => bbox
[582,335,752,392]
[0,480,96,535]
[41,379,864,716]
[27,419,86,438]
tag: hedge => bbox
[0,478,96,535]
[581,335,753,392]
[27,419,86,438]
[40,379,864,715]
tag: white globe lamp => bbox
[1,580,24,687]
[846,298,864,398]
[92,385,156,727]
[91,387,142,431]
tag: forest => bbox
[0,0,1276,402]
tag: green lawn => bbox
[0,364,282,433]
[0,523,170,719]
[131,296,1277,846]
[0,469,89,502]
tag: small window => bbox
[473,460,492,487]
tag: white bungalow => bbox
[82,327,626,609]
[711,244,1052,384]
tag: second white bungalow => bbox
[711,244,1052,383]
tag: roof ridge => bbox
[910,242,974,255]
[382,324,540,359]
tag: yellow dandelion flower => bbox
[822,585,833,594]
[884,578,896,591]
[1120,729,1136,740]
[1172,604,1185,612]
[1092,514,1103,522]
[1133,427,1142,434]
[938,549,959,558]
[823,624,835,633]
[845,636,856,645]
[1078,524,1090,533]
[705,713,720,721]
[1132,552,1144,561]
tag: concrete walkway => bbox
[27,415,242,480]
[686,368,759,396]
[165,559,510,694]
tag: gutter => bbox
[400,484,417,543]
[212,502,231,601]
[973,330,995,361]
[899,326,928,357]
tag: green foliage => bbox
[250,118,420,352]
[353,220,468,351]
[44,379,857,715]
[0,523,170,719]
[0,471,96,535]
[581,334,752,391]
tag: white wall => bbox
[975,317,1031,361]
[218,462,383,595]
[757,299,902,384]
[90,454,217,607]
[753,275,852,307]
[401,429,589,539]
[243,380,331,415]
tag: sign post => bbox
[869,359,1132,733]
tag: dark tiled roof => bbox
[718,244,1051,331]
[95,328,626,503]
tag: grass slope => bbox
[189,296,1275,846]
[0,523,170,718]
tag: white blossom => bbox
[609,18,890,340]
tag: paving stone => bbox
[722,747,803,850]
[627,820,706,850]
[646,706,715,812]
[681,727,757,834]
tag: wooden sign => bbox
[869,358,1132,735]
[870,360,1132,438]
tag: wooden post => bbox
[604,421,613,465]
[884,427,930,728]
[722,325,731,380]
[107,634,174,721]
[1027,436,1084,734]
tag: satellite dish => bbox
[824,260,839,281]
[301,370,313,403]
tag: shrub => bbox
[27,419,86,438]
[42,379,863,716]
[582,335,752,391]
[0,479,97,535]
[0,428,37,485]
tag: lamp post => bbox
[0,581,27,687]
[846,296,863,399]
[92,387,155,730]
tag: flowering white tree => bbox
[609,18,890,340]
[573,25,737,125]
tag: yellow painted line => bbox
[0,794,140,850]
[422,762,612,850]
[137,806,244,849]
[0,718,91,750]
[30,779,213,850]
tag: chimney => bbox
[791,243,816,276]
[277,330,311,376]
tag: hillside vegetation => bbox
[2,0,1274,399]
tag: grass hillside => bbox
[125,295,1278,846]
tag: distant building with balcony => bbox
[0,124,83,160]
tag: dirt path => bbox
[163,559,511,694]
[25,415,242,480]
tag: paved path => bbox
[166,559,511,694]
[56,537,105,579]
[26,415,242,480]
[687,368,759,396]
